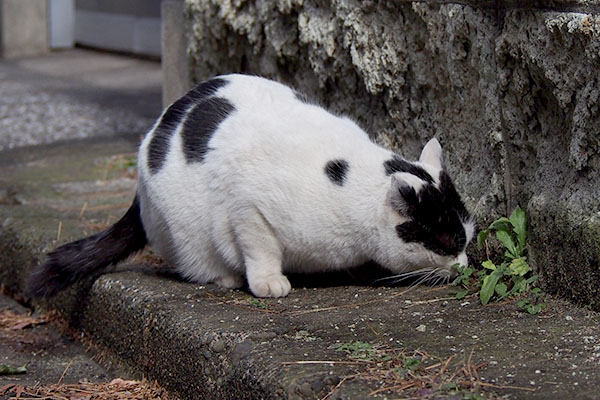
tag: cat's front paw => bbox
[249,274,291,298]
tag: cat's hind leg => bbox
[233,208,290,298]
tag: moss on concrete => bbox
[529,196,600,309]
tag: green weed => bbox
[334,340,376,361]
[517,287,546,315]
[249,298,268,309]
[452,206,546,311]
[0,364,26,375]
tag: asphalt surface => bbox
[0,48,161,151]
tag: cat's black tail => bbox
[27,195,148,298]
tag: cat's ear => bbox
[388,173,424,216]
[419,138,443,170]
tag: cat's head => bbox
[378,138,474,284]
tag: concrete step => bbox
[1,136,599,399]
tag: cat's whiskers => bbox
[408,269,438,289]
[384,269,434,286]
[372,267,421,284]
[428,272,446,287]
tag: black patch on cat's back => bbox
[147,78,228,174]
[325,159,349,186]
[181,97,236,164]
[384,155,433,183]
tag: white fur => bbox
[137,74,470,297]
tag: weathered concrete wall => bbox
[182,1,600,308]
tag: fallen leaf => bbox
[0,384,15,394]
[0,309,45,330]
[110,378,139,387]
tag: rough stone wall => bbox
[184,0,600,308]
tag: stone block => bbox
[162,0,191,107]
[0,0,48,58]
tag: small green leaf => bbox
[496,230,518,259]
[480,271,501,305]
[0,364,27,375]
[477,229,489,249]
[509,258,531,276]
[495,282,508,296]
[455,290,469,300]
[509,206,527,252]
[525,274,539,285]
[482,260,496,270]
[517,300,528,308]
[511,276,528,294]
[526,303,545,315]
[451,263,462,272]
[403,357,422,371]
[488,217,512,232]
[495,263,508,275]
[250,298,268,309]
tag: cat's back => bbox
[139,74,377,183]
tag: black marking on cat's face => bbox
[384,155,434,183]
[324,159,349,186]
[182,97,236,163]
[147,78,228,174]
[394,171,470,257]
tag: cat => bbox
[28,74,474,298]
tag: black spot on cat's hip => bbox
[147,78,229,174]
[325,159,349,186]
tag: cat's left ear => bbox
[419,138,444,170]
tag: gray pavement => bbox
[0,48,161,151]
[0,292,117,388]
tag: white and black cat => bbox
[29,74,474,298]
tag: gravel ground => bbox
[0,49,161,151]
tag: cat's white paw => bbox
[215,274,245,289]
[249,274,291,298]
